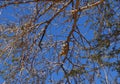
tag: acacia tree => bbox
[0,0,120,84]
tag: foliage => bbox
[0,0,120,84]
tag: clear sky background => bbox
[0,0,120,84]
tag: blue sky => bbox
[0,1,120,84]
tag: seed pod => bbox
[60,41,69,56]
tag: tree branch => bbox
[71,0,104,13]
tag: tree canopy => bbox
[0,0,120,84]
